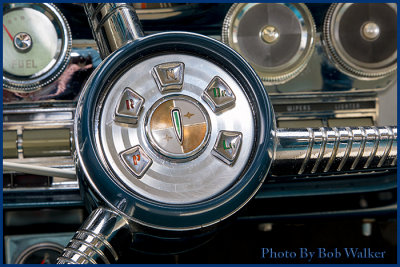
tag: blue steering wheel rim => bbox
[75,32,275,230]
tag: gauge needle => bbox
[40,253,49,264]
[3,24,14,42]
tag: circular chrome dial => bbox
[222,3,316,85]
[3,3,72,92]
[323,3,397,79]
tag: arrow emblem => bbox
[171,108,183,144]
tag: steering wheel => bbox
[57,4,397,264]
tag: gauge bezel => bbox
[222,3,316,85]
[14,242,63,264]
[323,3,397,79]
[3,3,72,92]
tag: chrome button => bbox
[261,25,280,44]
[212,130,242,165]
[114,87,144,125]
[120,145,152,178]
[361,21,380,41]
[202,76,236,112]
[13,32,33,52]
[152,62,184,93]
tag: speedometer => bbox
[3,3,72,92]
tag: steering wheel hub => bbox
[145,95,210,161]
[75,32,274,229]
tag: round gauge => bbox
[323,3,397,79]
[3,3,72,92]
[222,3,316,85]
[15,243,63,264]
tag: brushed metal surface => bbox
[98,54,255,205]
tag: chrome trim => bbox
[261,35,395,95]
[378,126,394,167]
[270,126,397,176]
[323,3,397,79]
[3,3,72,92]
[57,207,132,264]
[222,3,316,85]
[84,3,144,59]
[3,162,76,180]
[144,95,211,161]
[97,53,255,205]
[298,128,313,175]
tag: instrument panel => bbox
[2,2,396,189]
[2,1,396,201]
[3,3,397,96]
[3,3,396,127]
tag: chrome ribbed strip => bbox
[337,127,353,171]
[76,230,118,262]
[311,127,327,174]
[298,128,314,175]
[324,127,340,172]
[271,126,397,177]
[63,248,97,264]
[391,155,397,166]
[57,207,132,264]
[378,126,394,167]
[351,127,367,170]
[67,238,110,264]
[57,256,79,264]
[364,127,380,169]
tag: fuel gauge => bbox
[3,3,72,92]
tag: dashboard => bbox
[2,3,397,264]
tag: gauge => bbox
[222,3,316,85]
[323,3,397,79]
[15,243,63,264]
[3,3,72,92]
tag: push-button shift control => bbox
[115,88,145,125]
[120,145,152,178]
[152,62,185,93]
[202,76,236,112]
[212,130,242,165]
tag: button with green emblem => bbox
[202,76,236,113]
[145,95,210,161]
[212,130,242,165]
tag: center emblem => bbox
[171,108,183,144]
[145,95,211,160]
